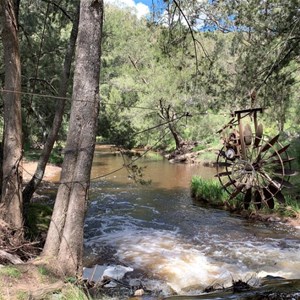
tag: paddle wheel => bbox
[216,108,296,209]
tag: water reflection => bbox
[90,148,216,189]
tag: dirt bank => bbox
[22,160,61,183]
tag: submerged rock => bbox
[164,279,300,300]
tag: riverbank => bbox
[22,160,61,183]
[191,176,300,229]
[2,155,300,299]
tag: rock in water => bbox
[101,265,134,281]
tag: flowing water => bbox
[83,147,300,298]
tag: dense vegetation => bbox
[0,1,299,298]
[1,0,299,153]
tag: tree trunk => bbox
[168,123,184,150]
[0,0,23,229]
[43,0,103,277]
[158,100,184,150]
[22,3,80,204]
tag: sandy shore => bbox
[22,160,61,182]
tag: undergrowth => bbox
[191,176,300,217]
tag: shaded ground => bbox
[0,262,88,300]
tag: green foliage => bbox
[191,176,300,218]
[144,151,164,161]
[288,137,300,167]
[16,291,28,300]
[48,146,63,165]
[24,203,53,238]
[191,176,226,206]
[38,266,49,277]
[285,196,300,213]
[0,266,21,278]
[61,283,91,300]
[24,146,63,165]
[2,0,299,162]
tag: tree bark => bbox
[22,3,80,204]
[43,0,103,277]
[0,0,23,229]
[158,100,184,150]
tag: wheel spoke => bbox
[254,124,263,148]
[215,171,232,177]
[244,188,252,209]
[228,184,245,200]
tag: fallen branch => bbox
[0,249,23,264]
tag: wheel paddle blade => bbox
[254,123,263,148]
[244,188,252,209]
[218,162,234,168]
[223,180,236,188]
[263,188,274,209]
[268,144,290,159]
[215,171,232,177]
[272,177,294,189]
[260,134,280,153]
[269,157,296,165]
[254,190,262,209]
[273,169,298,176]
[244,124,252,146]
[268,185,285,204]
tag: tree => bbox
[0,0,23,229]
[22,2,80,204]
[204,0,300,110]
[42,0,103,276]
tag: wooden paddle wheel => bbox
[216,108,296,209]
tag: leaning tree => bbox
[42,0,104,276]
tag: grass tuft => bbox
[0,266,21,278]
[191,176,227,206]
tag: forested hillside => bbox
[1,0,299,152]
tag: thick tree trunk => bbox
[43,0,103,276]
[168,123,184,150]
[22,3,80,204]
[0,0,23,229]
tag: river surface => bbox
[83,147,300,298]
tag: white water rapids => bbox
[83,150,300,297]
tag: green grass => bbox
[191,176,300,218]
[197,151,217,163]
[0,266,21,278]
[61,283,91,300]
[277,195,300,217]
[145,151,164,161]
[38,266,49,276]
[192,144,207,152]
[16,291,28,300]
[191,176,227,206]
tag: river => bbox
[83,146,300,299]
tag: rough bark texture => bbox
[0,0,23,229]
[43,0,103,276]
[22,3,80,204]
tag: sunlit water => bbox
[83,147,300,297]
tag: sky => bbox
[105,0,152,18]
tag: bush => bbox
[191,176,226,206]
